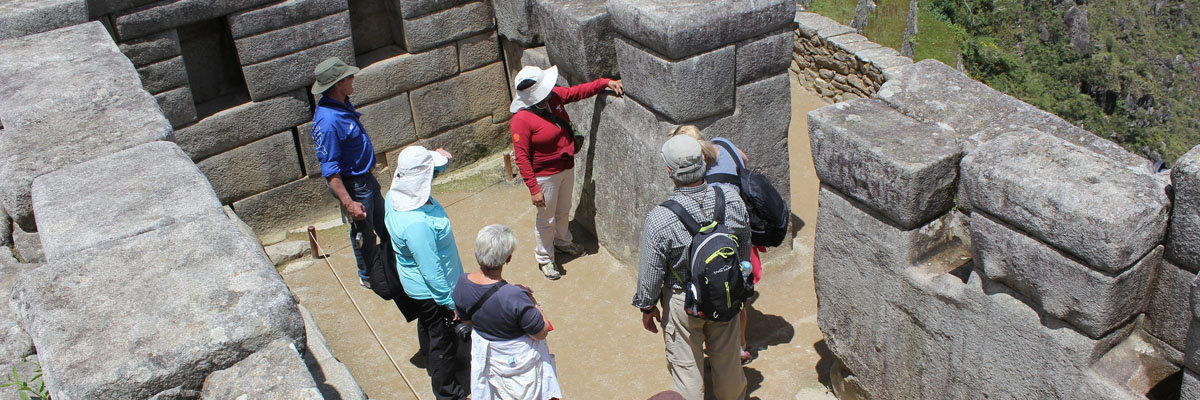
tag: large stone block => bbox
[297,123,320,177]
[0,22,172,231]
[808,98,960,229]
[794,11,855,39]
[297,305,367,400]
[197,131,305,204]
[1184,369,1200,400]
[352,45,458,105]
[174,91,310,160]
[227,0,350,39]
[0,204,9,248]
[1145,260,1194,354]
[1168,145,1200,272]
[112,0,277,40]
[242,36,355,101]
[615,37,735,123]
[418,118,510,169]
[0,252,35,365]
[11,226,42,264]
[607,0,795,60]
[736,30,792,84]
[155,85,199,128]
[234,11,351,66]
[11,213,305,399]
[118,29,181,66]
[411,61,509,137]
[359,93,417,154]
[0,0,87,41]
[815,186,1138,399]
[459,31,501,72]
[961,132,1169,273]
[493,0,541,45]
[534,0,617,83]
[201,338,322,399]
[31,141,225,261]
[398,0,474,18]
[233,177,341,244]
[971,212,1156,338]
[402,1,494,53]
[136,55,188,94]
[877,59,1148,171]
[696,73,792,205]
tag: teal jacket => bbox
[384,196,463,308]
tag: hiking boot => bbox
[539,263,561,280]
[555,242,586,257]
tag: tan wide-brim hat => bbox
[509,65,559,113]
[388,146,450,212]
[312,57,360,95]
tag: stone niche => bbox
[178,18,251,118]
[348,0,405,65]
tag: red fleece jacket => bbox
[510,78,610,195]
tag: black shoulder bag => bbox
[527,105,584,155]
[452,280,508,342]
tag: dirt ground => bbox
[281,76,833,400]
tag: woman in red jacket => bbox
[509,65,623,280]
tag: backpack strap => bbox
[464,280,507,321]
[706,173,739,186]
[660,200,700,236]
[713,140,745,171]
[712,186,726,224]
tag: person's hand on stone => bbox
[607,79,624,96]
[435,148,452,159]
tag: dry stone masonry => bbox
[792,12,910,104]
[805,15,1200,399]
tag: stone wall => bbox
[0,22,369,398]
[803,15,1200,399]
[791,12,912,104]
[493,0,796,266]
[88,0,513,244]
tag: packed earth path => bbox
[281,75,833,400]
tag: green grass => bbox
[807,0,961,66]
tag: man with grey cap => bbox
[310,56,391,287]
[632,135,749,399]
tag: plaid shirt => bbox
[631,183,750,309]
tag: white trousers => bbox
[534,169,574,265]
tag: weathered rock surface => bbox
[0,205,9,248]
[0,251,36,366]
[535,0,617,82]
[155,85,199,128]
[358,93,417,154]
[31,141,225,261]
[12,214,305,399]
[1167,145,1200,272]
[459,31,501,72]
[1184,369,1200,400]
[736,31,792,84]
[266,240,311,266]
[136,55,188,94]
[1145,259,1194,354]
[174,91,310,160]
[607,0,795,60]
[615,38,735,123]
[411,62,509,137]
[227,0,349,39]
[960,131,1169,273]
[353,45,458,105]
[0,22,172,231]
[794,11,855,39]
[418,118,511,169]
[197,131,304,204]
[11,226,42,264]
[242,36,355,101]
[233,177,341,244]
[403,1,494,53]
[298,304,367,400]
[971,212,1156,338]
[118,29,181,67]
[808,99,959,229]
[493,0,541,45]
[200,339,321,399]
[111,0,276,40]
[224,206,260,246]
[0,0,87,41]
[815,186,1136,399]
[233,11,351,66]
[398,0,474,18]
[877,59,1148,171]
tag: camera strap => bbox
[465,280,507,321]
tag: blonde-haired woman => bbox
[667,125,759,365]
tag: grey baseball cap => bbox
[661,135,707,183]
[312,57,359,95]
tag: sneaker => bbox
[554,242,586,257]
[360,277,371,289]
[539,263,561,280]
[740,346,754,365]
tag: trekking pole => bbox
[307,229,423,400]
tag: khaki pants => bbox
[660,287,747,400]
[533,169,574,265]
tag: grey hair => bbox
[474,224,517,269]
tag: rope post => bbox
[308,226,321,259]
[503,152,514,182]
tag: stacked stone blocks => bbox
[792,12,911,103]
[804,16,1192,398]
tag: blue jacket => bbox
[384,196,464,308]
[312,96,375,178]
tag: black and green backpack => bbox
[661,188,752,322]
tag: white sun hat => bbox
[388,146,450,212]
[509,65,559,113]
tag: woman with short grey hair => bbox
[452,225,561,399]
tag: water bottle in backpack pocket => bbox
[661,188,753,322]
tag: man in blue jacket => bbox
[310,57,392,288]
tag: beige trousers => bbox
[660,287,747,400]
[533,169,574,265]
